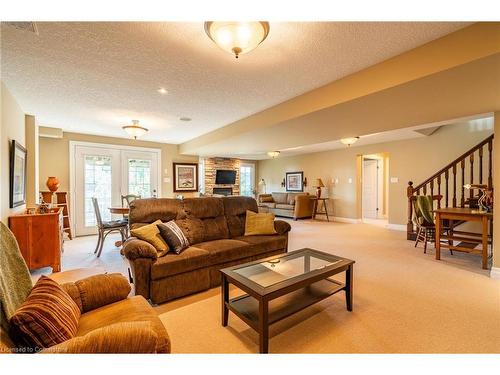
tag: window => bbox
[240,163,255,197]
[84,155,112,226]
[128,159,152,198]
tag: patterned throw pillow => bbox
[260,196,274,203]
[9,276,81,350]
[130,220,170,257]
[157,221,190,254]
[244,210,277,236]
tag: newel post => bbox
[407,181,414,239]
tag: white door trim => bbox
[69,140,162,236]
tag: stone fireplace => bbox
[203,157,240,195]
[213,187,233,196]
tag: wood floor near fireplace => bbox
[213,187,233,196]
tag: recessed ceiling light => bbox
[157,88,168,95]
[180,117,192,122]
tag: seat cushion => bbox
[151,247,210,279]
[77,295,170,353]
[259,202,276,208]
[102,219,128,229]
[275,204,294,210]
[194,239,252,264]
[234,235,288,253]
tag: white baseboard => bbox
[333,217,362,224]
[490,267,500,279]
[385,223,407,232]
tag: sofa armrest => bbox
[274,220,291,235]
[40,322,159,354]
[294,195,315,219]
[122,238,158,261]
[60,273,131,313]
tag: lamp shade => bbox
[340,137,359,146]
[204,22,270,58]
[258,179,266,186]
[122,120,148,139]
[313,178,325,187]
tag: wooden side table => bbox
[312,197,330,222]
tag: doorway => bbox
[70,142,160,236]
[361,153,387,223]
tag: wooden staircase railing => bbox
[407,134,494,240]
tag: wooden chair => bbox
[412,195,452,254]
[121,194,141,208]
[92,197,128,257]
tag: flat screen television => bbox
[215,169,236,184]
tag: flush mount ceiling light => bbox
[267,151,280,158]
[122,120,148,139]
[204,21,270,59]
[157,88,168,95]
[340,137,360,147]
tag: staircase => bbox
[406,134,494,240]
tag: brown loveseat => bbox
[258,192,315,220]
[123,196,291,305]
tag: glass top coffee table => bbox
[220,248,355,353]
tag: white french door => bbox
[72,143,159,236]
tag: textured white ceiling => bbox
[0,22,469,144]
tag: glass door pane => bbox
[84,155,112,226]
[240,163,255,197]
[128,159,152,198]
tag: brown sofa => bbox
[123,196,291,305]
[258,192,315,220]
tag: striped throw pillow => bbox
[157,221,190,254]
[9,276,81,349]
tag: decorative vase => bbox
[46,177,60,192]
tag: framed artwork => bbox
[10,140,27,208]
[173,162,198,192]
[286,171,304,192]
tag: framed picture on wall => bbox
[10,140,27,208]
[286,171,304,192]
[173,162,199,192]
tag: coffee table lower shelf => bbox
[227,278,344,330]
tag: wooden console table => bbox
[312,197,330,222]
[9,207,64,272]
[434,207,493,269]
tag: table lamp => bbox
[313,178,325,198]
[258,178,266,194]
[463,184,493,212]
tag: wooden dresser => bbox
[8,207,63,272]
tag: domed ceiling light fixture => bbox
[122,120,148,139]
[340,137,360,147]
[204,21,270,59]
[267,151,280,158]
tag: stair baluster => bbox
[406,134,494,240]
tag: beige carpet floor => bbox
[43,219,500,353]
[156,220,500,353]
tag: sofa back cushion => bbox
[180,197,230,244]
[129,198,182,226]
[286,192,308,205]
[272,192,288,204]
[222,196,259,238]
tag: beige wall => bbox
[257,122,493,225]
[38,132,199,199]
[1,82,27,222]
[25,115,39,206]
